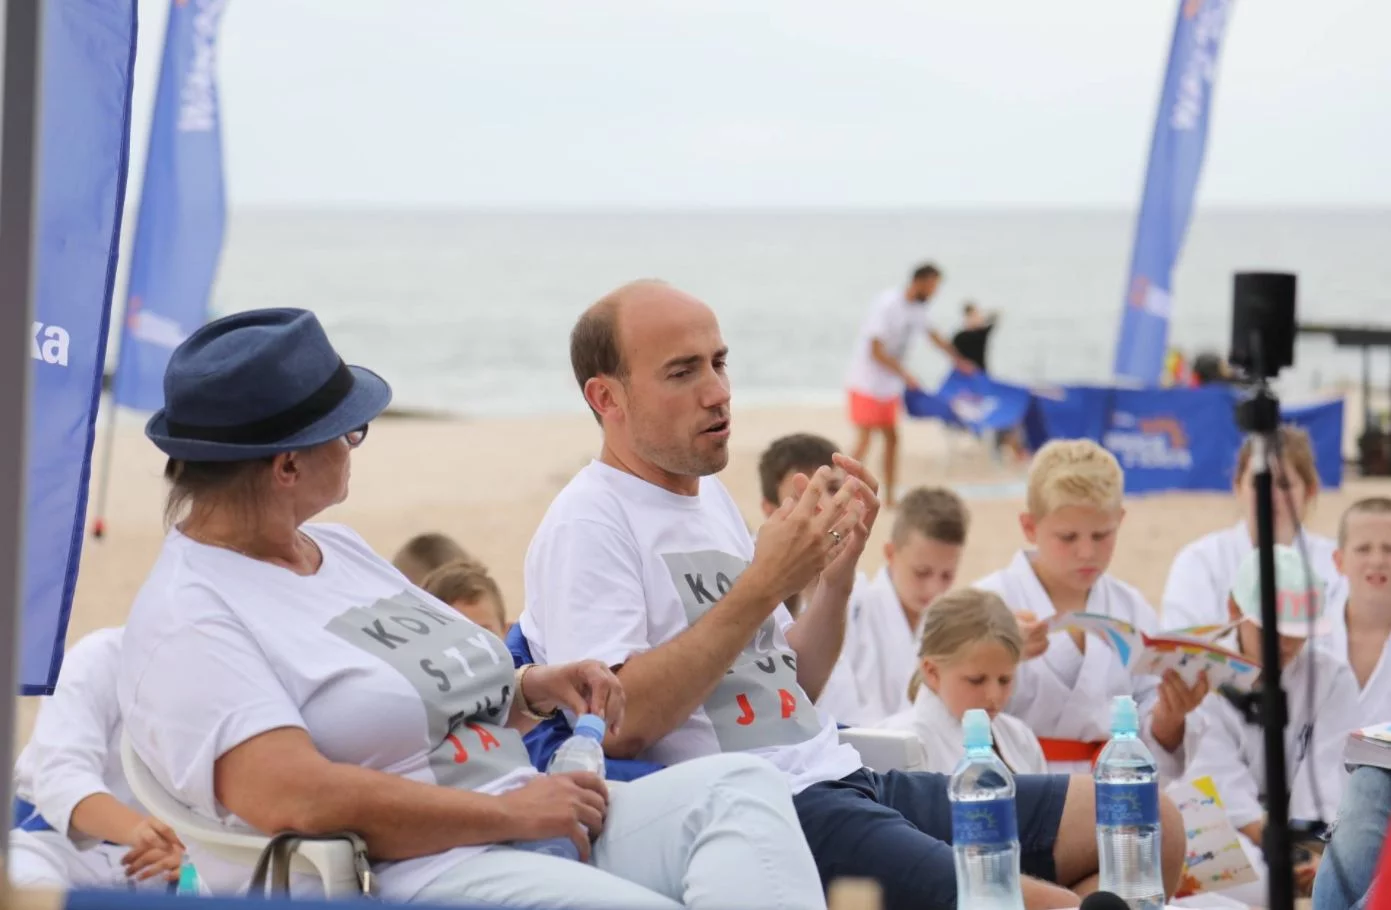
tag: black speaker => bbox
[1230,272,1297,378]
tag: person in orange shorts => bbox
[845,263,975,506]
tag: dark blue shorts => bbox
[793,768,1070,910]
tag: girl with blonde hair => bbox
[878,588,1046,775]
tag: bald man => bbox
[520,281,1134,910]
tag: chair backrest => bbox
[119,732,337,887]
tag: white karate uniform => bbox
[1162,521,1341,631]
[815,570,919,727]
[877,687,1047,776]
[1183,643,1362,908]
[9,627,152,891]
[975,551,1203,779]
[1316,584,1391,729]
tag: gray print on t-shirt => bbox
[661,549,822,752]
[325,590,531,791]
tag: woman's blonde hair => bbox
[907,588,1024,701]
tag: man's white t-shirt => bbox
[117,524,538,903]
[845,287,933,400]
[521,461,862,793]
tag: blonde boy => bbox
[1323,496,1391,725]
[974,439,1207,776]
[816,487,968,726]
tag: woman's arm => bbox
[214,727,606,861]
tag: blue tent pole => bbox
[0,0,44,873]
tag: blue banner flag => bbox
[111,0,229,412]
[905,371,1035,435]
[1021,385,1345,495]
[24,0,138,694]
[1112,0,1233,386]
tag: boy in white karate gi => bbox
[817,487,968,726]
[975,439,1208,776]
[1163,425,1339,631]
[9,627,184,890]
[1184,544,1362,905]
[1322,496,1391,727]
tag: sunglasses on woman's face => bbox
[344,424,370,448]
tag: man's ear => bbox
[583,375,623,423]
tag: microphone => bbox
[1078,892,1130,910]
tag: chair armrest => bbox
[838,727,926,773]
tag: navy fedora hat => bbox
[146,307,393,462]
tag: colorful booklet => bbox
[1045,612,1261,691]
[1168,776,1260,898]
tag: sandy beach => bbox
[17,399,1387,749]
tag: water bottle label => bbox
[1096,781,1160,826]
[951,797,1018,846]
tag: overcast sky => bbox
[127,0,1388,208]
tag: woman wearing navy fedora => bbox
[116,309,826,908]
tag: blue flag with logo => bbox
[905,371,1036,434]
[24,0,138,694]
[1112,0,1233,386]
[111,0,229,412]
[1023,385,1345,495]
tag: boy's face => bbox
[885,530,961,615]
[1019,504,1123,595]
[1335,513,1391,605]
[452,595,507,640]
[761,464,843,518]
[1229,599,1306,667]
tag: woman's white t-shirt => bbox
[117,524,538,902]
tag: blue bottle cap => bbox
[1110,695,1139,736]
[962,708,994,751]
[574,713,607,741]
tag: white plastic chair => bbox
[120,732,363,898]
[838,727,927,773]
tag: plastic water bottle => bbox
[948,709,1025,910]
[1095,695,1165,910]
[175,856,200,895]
[515,714,607,862]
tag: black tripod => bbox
[1234,375,1296,910]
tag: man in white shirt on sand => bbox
[522,279,1186,910]
[845,263,976,507]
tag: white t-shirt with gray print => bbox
[118,524,537,903]
[521,460,862,793]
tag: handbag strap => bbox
[247,830,377,900]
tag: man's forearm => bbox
[607,572,781,758]
[786,578,851,702]
[867,343,912,384]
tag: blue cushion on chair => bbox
[504,624,664,782]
